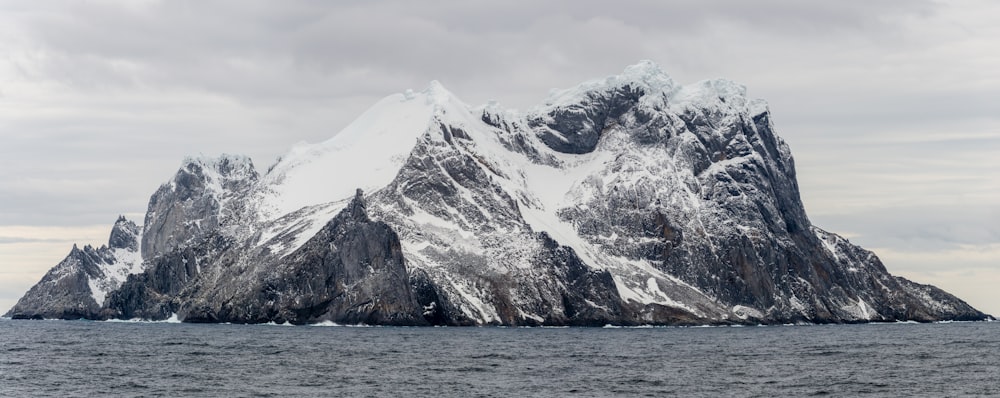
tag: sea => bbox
[1,319,998,397]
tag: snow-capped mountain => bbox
[6,61,988,325]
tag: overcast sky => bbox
[1,0,997,315]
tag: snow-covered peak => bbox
[424,80,457,105]
[258,81,460,220]
[397,80,467,111]
[620,59,676,90]
[169,153,258,201]
[179,153,255,182]
[540,60,677,109]
[181,153,253,170]
[668,77,749,112]
[180,154,256,180]
[534,60,760,122]
[749,98,770,117]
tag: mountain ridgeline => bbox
[6,62,988,325]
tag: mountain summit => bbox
[7,62,988,325]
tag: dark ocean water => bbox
[1,319,998,397]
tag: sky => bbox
[1,0,997,316]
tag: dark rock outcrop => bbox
[103,234,228,321]
[530,84,645,154]
[108,215,140,251]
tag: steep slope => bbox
[8,61,989,324]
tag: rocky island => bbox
[7,61,989,325]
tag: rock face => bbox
[7,61,990,325]
[141,155,258,261]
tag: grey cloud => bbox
[812,204,1000,252]
[372,0,935,37]
[0,237,73,245]
[4,0,941,106]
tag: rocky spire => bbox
[108,216,140,251]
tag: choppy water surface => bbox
[2,319,998,397]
